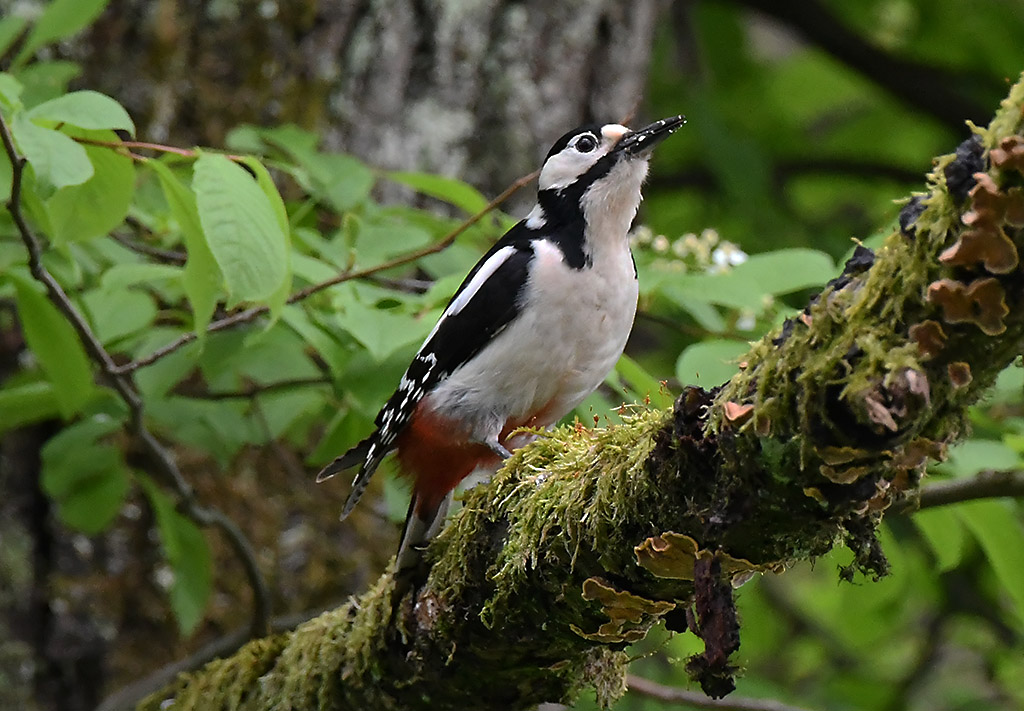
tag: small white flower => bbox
[736,311,756,331]
[712,242,748,268]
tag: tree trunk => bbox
[137,74,1024,711]
[68,0,657,200]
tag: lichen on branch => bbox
[142,73,1024,711]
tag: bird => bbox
[317,115,685,574]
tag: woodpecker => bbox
[317,115,685,571]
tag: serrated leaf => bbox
[0,380,61,433]
[676,338,750,389]
[958,500,1024,627]
[238,155,291,321]
[10,272,95,417]
[149,159,220,336]
[138,475,212,635]
[13,0,110,68]
[389,170,489,214]
[40,415,127,534]
[192,152,288,305]
[28,90,134,135]
[45,128,135,243]
[11,111,93,191]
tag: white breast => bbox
[427,238,638,439]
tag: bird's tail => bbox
[315,436,387,520]
[395,490,453,577]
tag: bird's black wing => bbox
[317,225,537,517]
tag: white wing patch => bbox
[422,245,517,344]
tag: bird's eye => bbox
[575,134,598,153]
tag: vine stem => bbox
[0,111,272,638]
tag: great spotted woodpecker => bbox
[317,115,685,571]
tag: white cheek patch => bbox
[539,152,592,191]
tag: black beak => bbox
[616,115,686,156]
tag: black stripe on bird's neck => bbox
[535,153,618,270]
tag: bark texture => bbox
[139,75,1024,711]
[62,0,657,201]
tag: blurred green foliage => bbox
[1,0,1023,709]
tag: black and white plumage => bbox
[317,115,685,571]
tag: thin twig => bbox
[113,167,540,375]
[111,231,187,264]
[174,376,331,401]
[74,134,243,160]
[0,112,271,638]
[627,675,817,711]
[901,469,1024,512]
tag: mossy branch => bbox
[140,73,1024,711]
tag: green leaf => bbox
[935,439,1021,478]
[0,380,61,434]
[614,354,673,409]
[13,60,81,108]
[14,0,110,68]
[0,138,11,203]
[192,152,289,304]
[138,475,213,635]
[676,338,750,388]
[304,152,375,212]
[258,388,326,440]
[388,171,489,214]
[9,272,95,417]
[79,288,157,345]
[149,159,221,335]
[732,249,835,295]
[232,124,376,212]
[28,90,135,135]
[40,415,128,534]
[0,17,28,60]
[100,262,183,291]
[958,500,1024,626]
[666,249,834,312]
[11,111,93,191]
[280,306,350,379]
[0,72,23,110]
[913,506,966,572]
[45,128,135,243]
[133,328,200,400]
[354,212,433,266]
[238,156,292,321]
[334,297,432,363]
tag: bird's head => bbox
[531,116,685,237]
